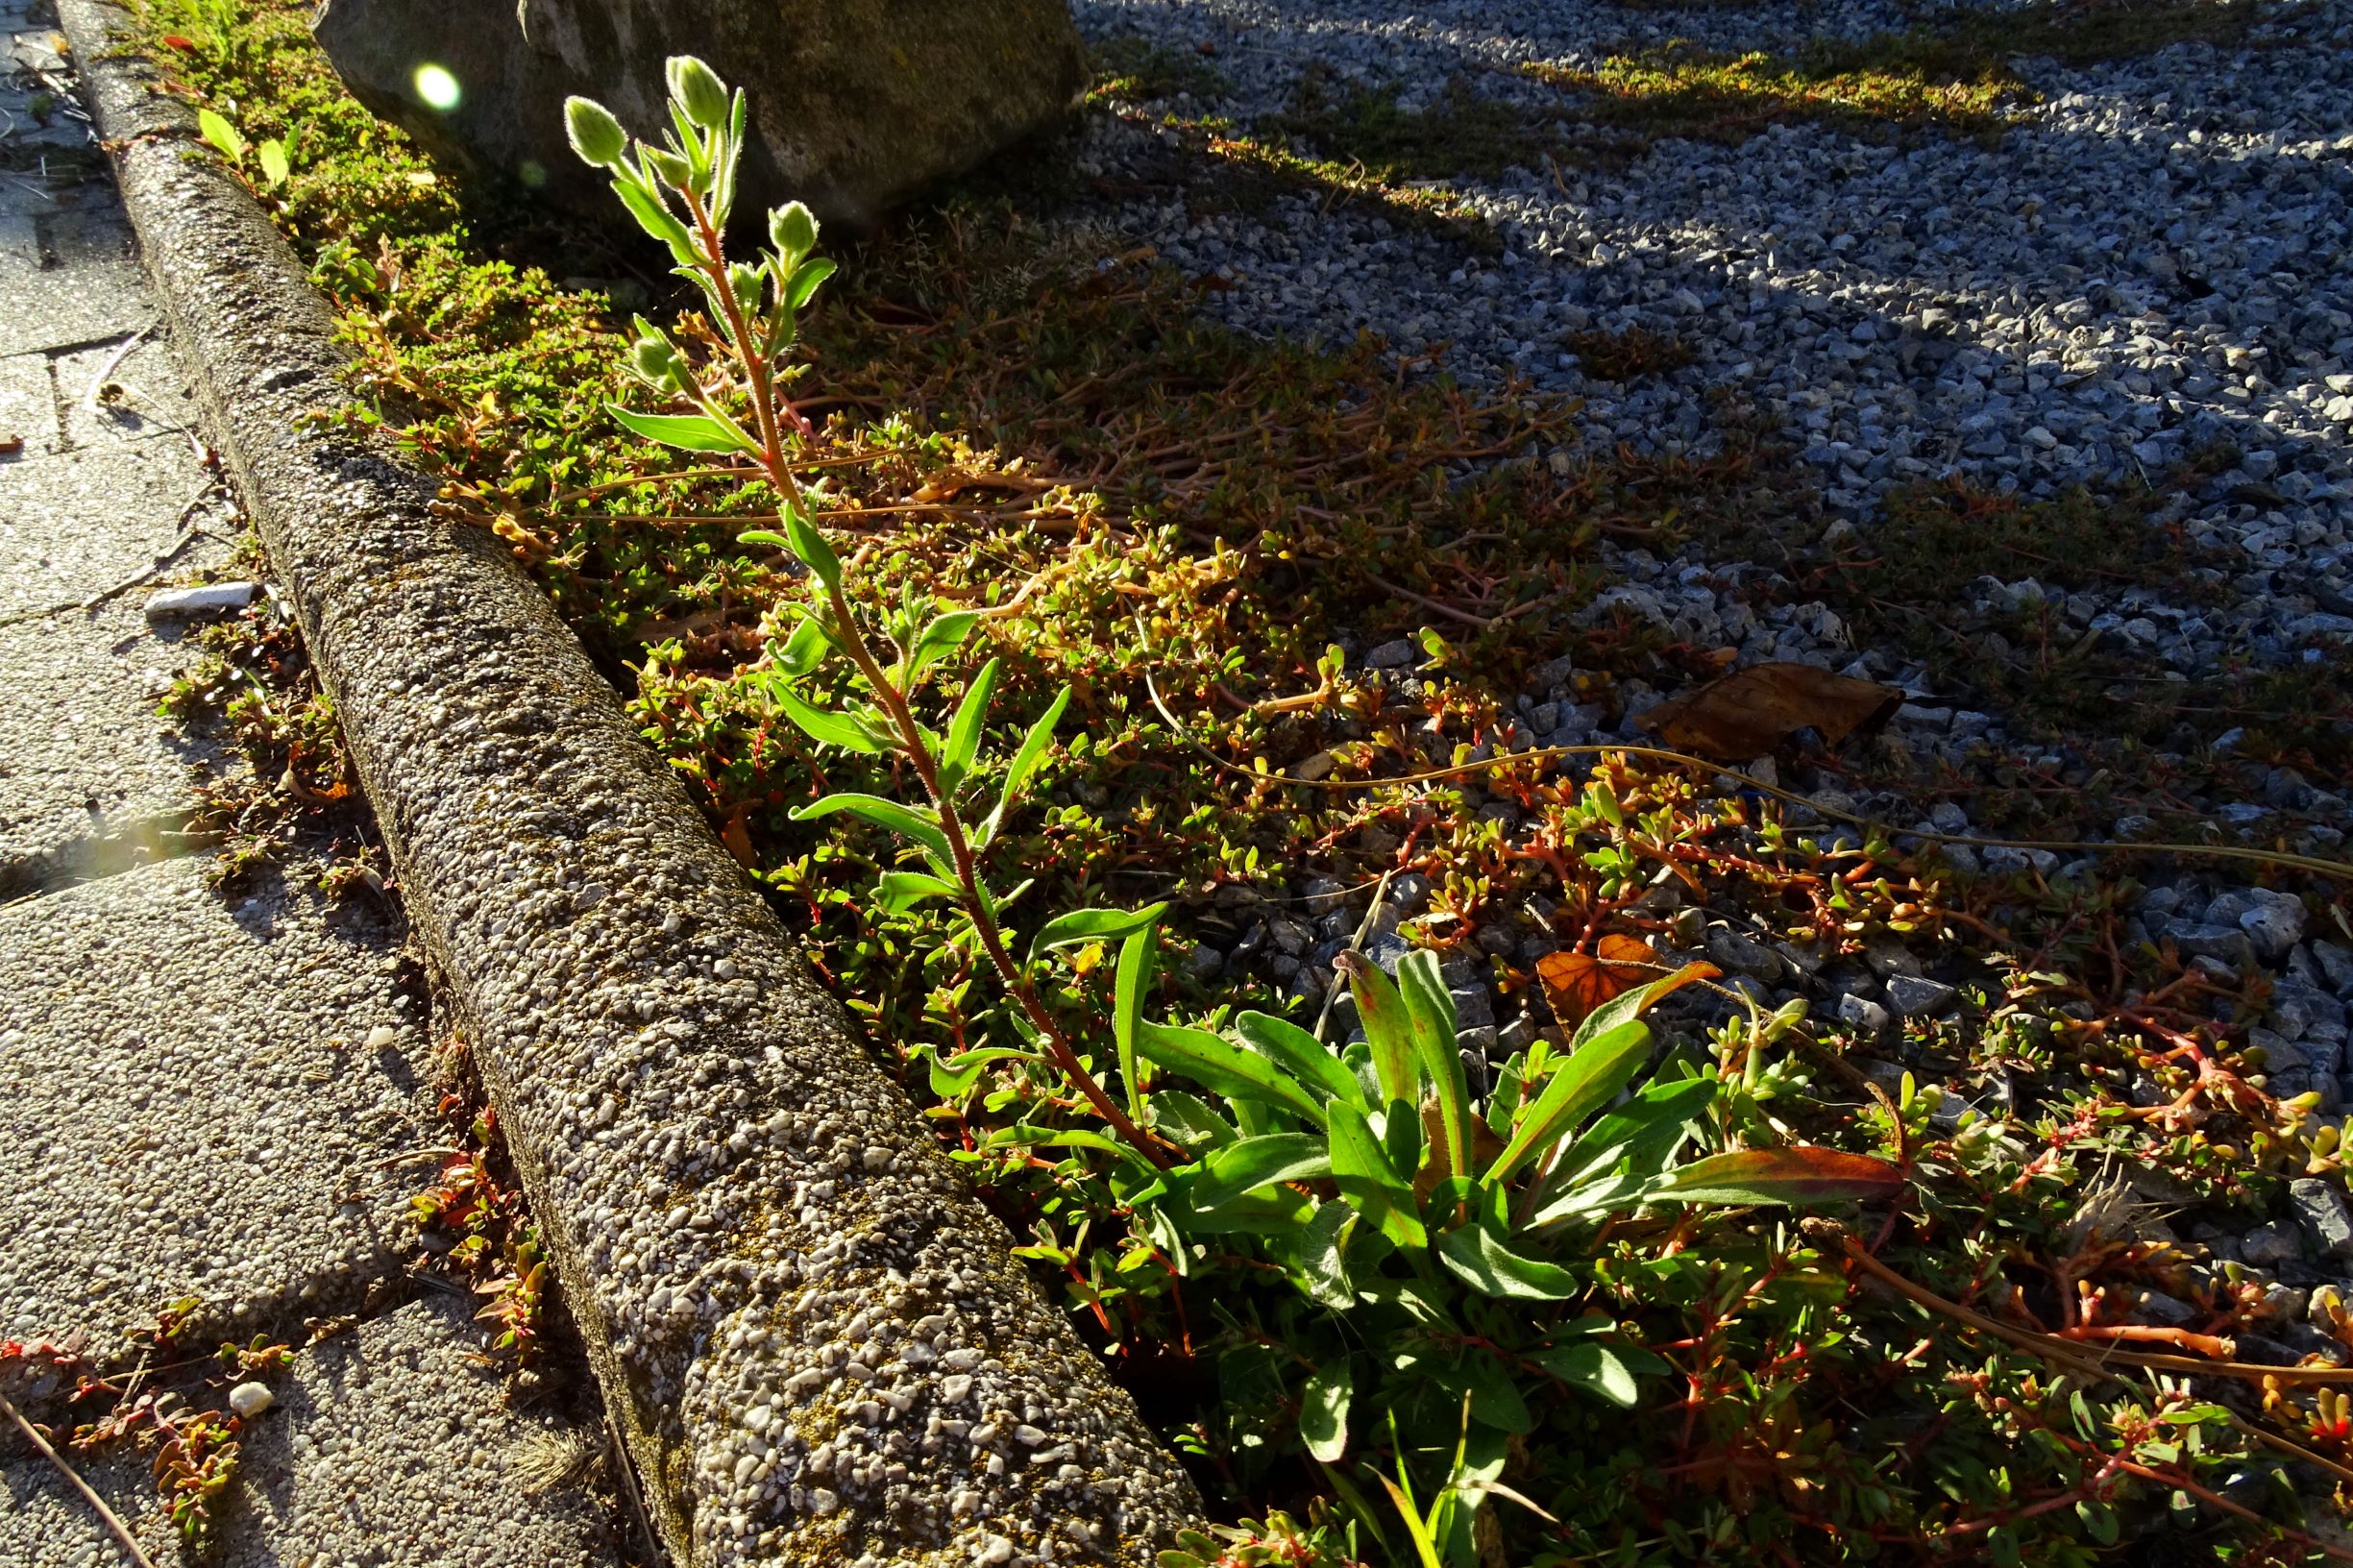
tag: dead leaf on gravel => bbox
[1536,933,1661,1028]
[1638,660,1903,760]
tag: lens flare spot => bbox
[413,63,461,112]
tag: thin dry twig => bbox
[79,323,156,414]
[0,1389,159,1568]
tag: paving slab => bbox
[0,348,57,454]
[0,1426,175,1568]
[0,438,208,617]
[0,852,426,1351]
[0,193,151,358]
[226,1294,624,1568]
[0,567,229,893]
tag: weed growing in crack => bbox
[155,562,383,894]
[408,1079,551,1362]
[1,1307,293,1550]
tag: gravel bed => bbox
[1066,0,2353,1284]
[1072,0,2353,683]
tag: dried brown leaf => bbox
[1637,660,1903,760]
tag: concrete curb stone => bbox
[49,4,1204,1563]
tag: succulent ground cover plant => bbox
[561,59,1911,1555]
[120,1,2353,1562]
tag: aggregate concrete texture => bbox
[0,1298,627,1568]
[224,1294,622,1568]
[0,1431,171,1568]
[0,15,628,1568]
[0,591,224,894]
[0,851,426,1351]
[0,135,227,891]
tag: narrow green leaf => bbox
[781,504,842,592]
[979,1123,1150,1167]
[791,793,952,872]
[1115,929,1155,1123]
[1376,1475,1447,1568]
[1194,1133,1332,1209]
[1165,1165,1315,1236]
[942,657,999,786]
[767,613,833,678]
[1299,1362,1351,1463]
[1484,1018,1651,1186]
[926,1044,1036,1098]
[982,686,1070,845]
[1398,950,1470,1182]
[197,108,246,159]
[605,404,755,454]
[1341,953,1417,1108]
[1134,1021,1323,1123]
[256,139,289,187]
[1233,1012,1362,1108]
[611,177,699,263]
[1325,1103,1423,1248]
[1324,1099,1406,1195]
[1437,1227,1581,1300]
[908,609,981,679]
[1548,1074,1716,1192]
[773,689,886,753]
[873,871,959,914]
[787,256,837,309]
[1572,961,1716,1052]
[1644,1146,1906,1208]
[1382,1096,1423,1185]
[1029,903,1166,968]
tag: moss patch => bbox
[1527,0,2265,146]
[1256,67,1562,184]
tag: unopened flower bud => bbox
[563,96,627,169]
[627,318,686,391]
[769,201,818,259]
[666,56,731,130]
[640,146,694,190]
[728,260,763,307]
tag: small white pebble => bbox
[228,1382,274,1419]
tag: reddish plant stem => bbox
[675,183,1172,1170]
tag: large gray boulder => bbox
[311,0,1085,229]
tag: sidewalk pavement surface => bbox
[0,8,629,1563]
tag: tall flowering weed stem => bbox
[565,62,1175,1168]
